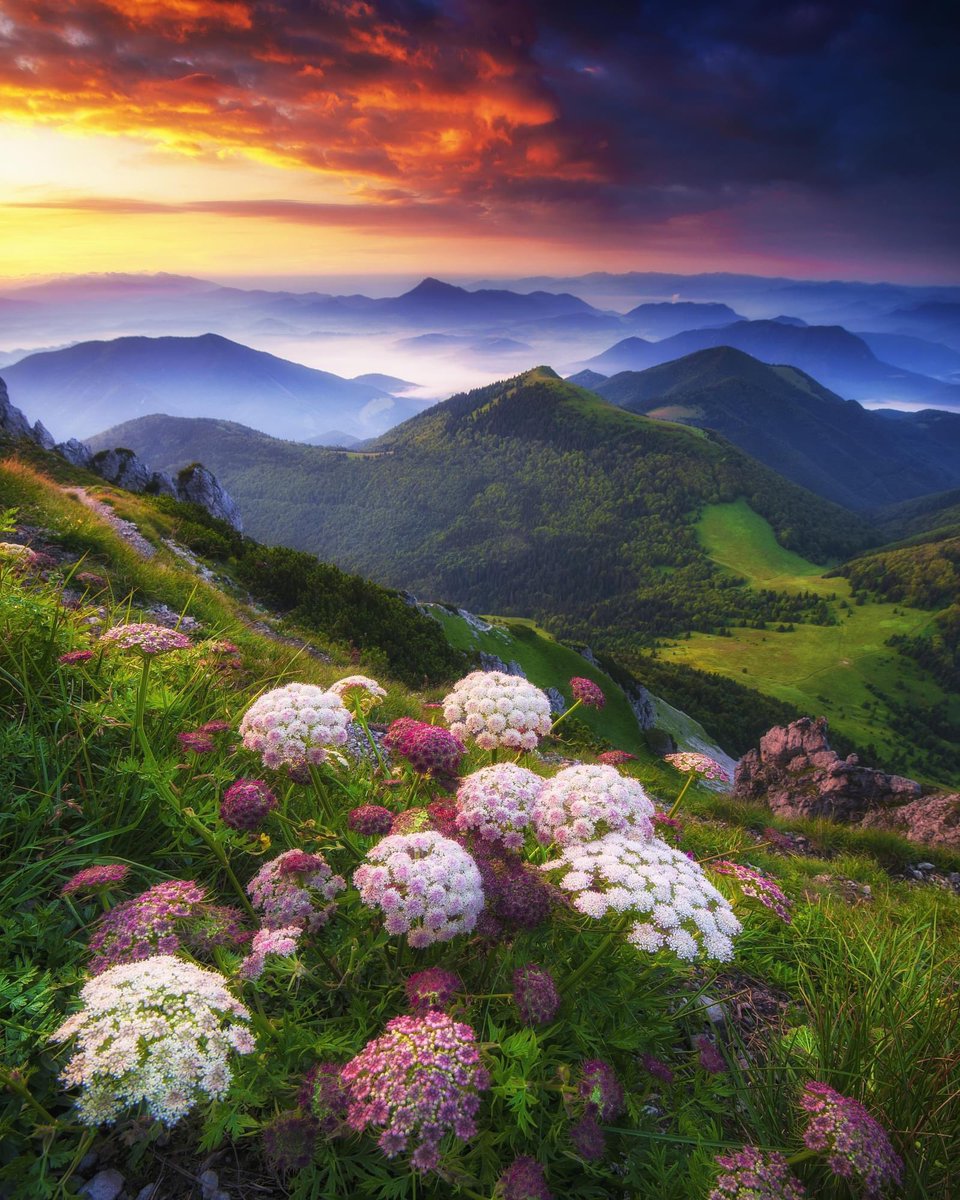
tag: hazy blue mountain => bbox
[882,303,960,350]
[565,369,609,389]
[622,301,742,337]
[858,332,960,380]
[588,347,960,510]
[3,333,428,442]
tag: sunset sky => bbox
[1,0,957,283]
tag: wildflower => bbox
[496,1156,553,1200]
[328,674,386,715]
[58,649,94,666]
[443,671,553,752]
[652,810,683,837]
[664,751,730,785]
[512,964,560,1026]
[300,1062,349,1135]
[569,1115,606,1161]
[261,1109,317,1173]
[475,851,554,932]
[570,676,605,709]
[532,764,655,848]
[597,750,636,766]
[405,967,463,1013]
[800,1082,903,1197]
[542,833,741,963]
[711,861,793,924]
[641,1053,674,1085]
[694,1035,727,1074]
[219,779,278,831]
[354,832,484,947]
[199,719,231,733]
[60,864,129,899]
[247,850,345,932]
[340,1011,489,1173]
[708,1146,808,1200]
[53,956,254,1126]
[99,622,192,655]
[177,730,216,754]
[186,905,251,955]
[384,718,465,784]
[87,880,208,974]
[239,925,303,981]
[75,571,108,588]
[455,763,543,850]
[578,1059,624,1120]
[348,804,394,836]
[239,682,351,770]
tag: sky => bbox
[0,0,958,283]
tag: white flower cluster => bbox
[543,833,741,962]
[454,763,544,850]
[239,682,351,770]
[354,832,485,948]
[328,674,387,714]
[533,764,655,847]
[52,956,255,1126]
[443,671,553,751]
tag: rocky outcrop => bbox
[734,717,922,822]
[57,438,93,468]
[860,793,960,850]
[90,447,153,493]
[479,652,525,676]
[621,678,657,731]
[0,377,34,440]
[176,464,243,531]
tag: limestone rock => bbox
[734,717,921,822]
[0,376,34,440]
[175,464,243,531]
[79,1169,125,1200]
[57,438,94,468]
[91,447,153,493]
[860,792,960,850]
[545,686,566,715]
[32,419,57,450]
[147,471,177,498]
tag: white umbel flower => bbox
[239,682,351,770]
[454,763,544,850]
[442,671,553,751]
[532,764,655,847]
[53,956,254,1126]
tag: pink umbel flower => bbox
[532,764,655,848]
[61,864,130,897]
[58,649,95,666]
[384,718,465,782]
[219,779,278,831]
[340,1011,490,1173]
[443,671,553,752]
[664,751,730,785]
[328,674,386,714]
[578,1059,624,1120]
[496,1156,553,1200]
[347,804,394,836]
[711,861,793,924]
[87,880,209,974]
[455,763,543,850]
[597,750,636,766]
[354,832,484,948]
[239,682,351,770]
[177,730,216,754]
[570,676,605,709]
[708,1146,808,1200]
[474,850,555,933]
[99,623,192,655]
[52,955,254,1126]
[542,833,741,962]
[239,925,303,981]
[405,967,463,1013]
[246,850,345,931]
[512,964,560,1026]
[800,1082,903,1197]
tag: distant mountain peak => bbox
[403,277,465,299]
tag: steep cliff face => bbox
[0,375,242,529]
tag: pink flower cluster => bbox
[570,676,605,709]
[454,763,544,850]
[405,967,463,1013]
[353,832,484,947]
[246,850,345,932]
[59,649,95,666]
[578,1059,624,1120]
[219,779,278,831]
[442,671,553,751]
[474,850,555,934]
[596,750,636,766]
[512,964,560,1026]
[239,925,303,981]
[496,1156,553,1200]
[800,1082,903,1197]
[99,622,192,655]
[708,1146,808,1200]
[384,718,465,782]
[340,1011,490,1172]
[711,861,793,924]
[239,682,351,770]
[664,751,730,784]
[348,804,395,836]
[61,863,130,897]
[532,764,654,847]
[87,880,213,974]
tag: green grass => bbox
[660,502,958,783]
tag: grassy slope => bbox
[659,499,958,784]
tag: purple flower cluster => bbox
[220,779,277,831]
[496,1155,553,1200]
[569,1115,606,1161]
[474,850,554,934]
[512,965,560,1026]
[99,622,192,655]
[87,880,207,974]
[186,904,251,955]
[340,1011,490,1172]
[58,649,95,666]
[61,863,130,897]
[578,1059,624,1120]
[641,1054,675,1085]
[384,718,465,783]
[694,1035,727,1075]
[177,730,216,754]
[261,1109,317,1173]
[246,849,345,931]
[455,763,543,850]
[570,676,605,709]
[348,804,394,836]
[596,750,636,766]
[405,967,463,1013]
[300,1062,349,1135]
[711,861,793,924]
[800,1082,903,1197]
[708,1146,808,1200]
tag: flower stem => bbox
[182,807,257,920]
[131,653,152,749]
[550,696,583,734]
[562,913,634,995]
[667,772,694,819]
[0,1067,60,1126]
[355,711,388,775]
